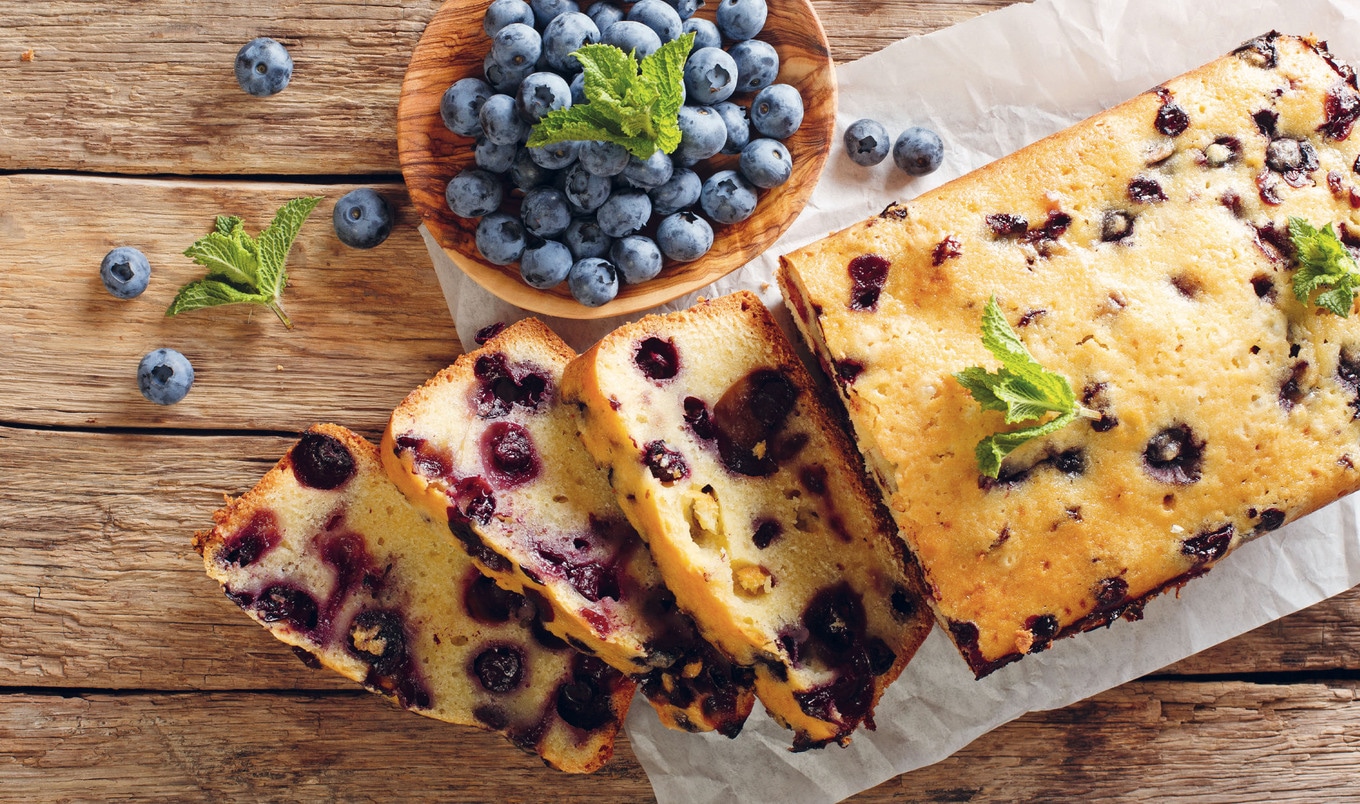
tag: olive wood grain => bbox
[397,0,837,318]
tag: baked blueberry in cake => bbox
[382,319,755,736]
[779,32,1360,676]
[561,291,934,749]
[194,424,633,773]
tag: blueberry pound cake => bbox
[561,291,934,750]
[381,320,755,737]
[779,32,1360,677]
[194,424,633,774]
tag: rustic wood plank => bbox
[3,681,1356,801]
[0,0,1020,175]
[0,174,460,431]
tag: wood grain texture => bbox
[3,681,1358,800]
[0,174,460,432]
[0,0,1017,176]
[398,0,836,319]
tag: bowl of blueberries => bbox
[398,0,836,318]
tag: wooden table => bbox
[4,1,1359,800]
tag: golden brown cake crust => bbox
[780,32,1360,676]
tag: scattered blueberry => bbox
[568,257,620,306]
[475,136,519,173]
[843,118,889,166]
[893,126,944,176]
[478,93,530,145]
[579,140,629,177]
[674,104,728,165]
[749,83,803,138]
[713,101,751,154]
[715,0,767,41]
[564,216,614,259]
[656,212,713,261]
[541,12,600,73]
[621,149,673,189]
[531,0,580,27]
[100,246,151,299]
[682,17,721,50]
[485,0,536,36]
[684,47,738,105]
[700,170,758,224]
[528,139,579,169]
[562,162,613,212]
[332,189,393,249]
[491,22,542,70]
[601,20,662,60]
[446,169,504,218]
[234,37,292,97]
[649,167,702,215]
[520,238,575,288]
[138,348,194,405]
[739,138,792,188]
[520,187,573,237]
[611,235,664,283]
[585,1,625,31]
[596,190,652,238]
[516,71,572,122]
[627,0,683,43]
[476,213,528,265]
[440,77,493,137]
[729,39,778,92]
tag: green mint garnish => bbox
[1289,216,1360,317]
[527,32,694,159]
[167,196,321,329]
[954,296,1098,478]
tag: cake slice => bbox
[381,319,755,737]
[779,32,1360,676]
[194,424,633,773]
[561,291,934,749]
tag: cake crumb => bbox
[20,49,34,62]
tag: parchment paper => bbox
[420,0,1360,800]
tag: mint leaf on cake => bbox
[1290,216,1360,317]
[168,196,321,329]
[954,296,1097,477]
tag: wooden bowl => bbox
[398,0,837,320]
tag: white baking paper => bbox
[421,0,1360,800]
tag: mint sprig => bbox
[1289,216,1360,317]
[527,32,694,159]
[167,196,321,329]
[954,296,1097,477]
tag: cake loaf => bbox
[561,291,934,749]
[194,424,633,773]
[779,32,1360,676]
[382,319,755,736]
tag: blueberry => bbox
[750,83,803,138]
[564,217,613,259]
[627,0,683,43]
[562,163,614,213]
[445,169,504,218]
[483,51,535,95]
[568,257,619,306]
[475,136,519,173]
[700,170,758,224]
[478,94,530,146]
[843,118,889,167]
[138,348,194,405]
[520,187,572,238]
[100,246,151,299]
[440,78,492,138]
[531,0,580,27]
[520,239,575,289]
[729,39,778,92]
[893,126,944,176]
[476,213,528,265]
[715,0,767,41]
[683,47,738,106]
[579,140,629,177]
[585,1,625,30]
[569,71,587,105]
[681,17,721,51]
[234,37,292,97]
[508,147,555,191]
[656,212,713,261]
[528,140,579,169]
[739,138,792,188]
[601,20,662,60]
[663,0,704,21]
[611,235,664,283]
[493,23,542,72]
[485,0,536,35]
[542,12,600,74]
[674,104,728,165]
[649,167,701,215]
[516,72,572,123]
[332,189,393,249]
[621,149,673,189]
[596,191,652,237]
[713,101,751,154]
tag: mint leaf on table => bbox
[954,296,1097,478]
[167,196,321,329]
[1289,216,1360,317]
[528,32,695,159]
